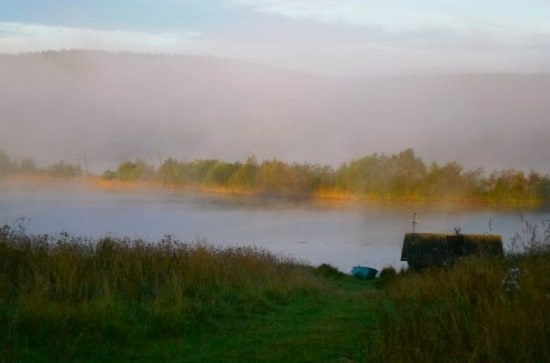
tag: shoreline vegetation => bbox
[1,224,548,362]
[2,148,549,208]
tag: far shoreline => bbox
[1,174,544,211]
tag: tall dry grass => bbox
[0,224,321,360]
[376,220,550,362]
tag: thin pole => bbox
[83,150,89,175]
[411,212,419,233]
[157,147,163,167]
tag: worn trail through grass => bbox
[176,279,379,362]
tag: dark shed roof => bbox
[401,233,503,269]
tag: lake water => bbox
[1,184,549,273]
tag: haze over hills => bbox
[0,50,549,173]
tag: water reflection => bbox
[1,187,548,272]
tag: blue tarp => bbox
[351,266,378,279]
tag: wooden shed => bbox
[401,232,503,269]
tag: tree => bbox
[159,158,185,185]
[389,148,426,197]
[116,160,151,181]
[0,151,15,176]
[189,160,218,183]
[47,161,81,178]
[19,158,37,174]
[336,153,398,196]
[424,161,464,198]
[487,169,527,203]
[537,177,550,205]
[229,156,258,188]
[206,161,239,186]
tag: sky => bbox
[1,0,550,76]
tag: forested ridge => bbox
[2,149,548,206]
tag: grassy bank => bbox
[0,225,377,362]
[378,255,549,362]
[1,225,548,362]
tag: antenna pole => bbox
[157,147,163,168]
[411,212,419,233]
[83,150,89,175]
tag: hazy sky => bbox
[2,0,550,76]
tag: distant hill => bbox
[1,50,549,173]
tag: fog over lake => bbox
[2,185,548,272]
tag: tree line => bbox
[102,149,550,206]
[2,149,549,205]
[0,151,81,178]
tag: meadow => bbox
[0,221,548,362]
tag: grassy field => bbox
[1,224,548,362]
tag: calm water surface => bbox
[1,185,549,272]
